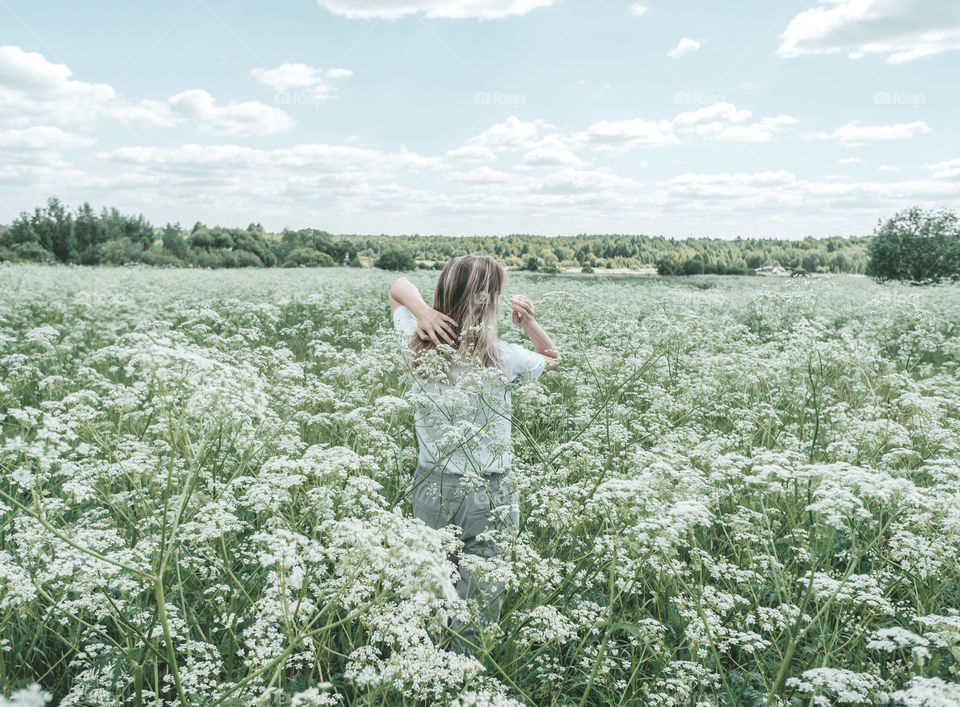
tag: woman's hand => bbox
[390,277,457,345]
[511,294,557,366]
[511,294,535,326]
[416,307,459,346]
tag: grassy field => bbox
[1,264,959,706]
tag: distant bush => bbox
[4,241,56,263]
[96,237,145,265]
[581,265,594,273]
[232,250,265,268]
[524,256,541,272]
[141,249,185,267]
[283,248,335,268]
[374,249,416,271]
[656,259,680,276]
[867,207,960,284]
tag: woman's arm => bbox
[511,295,559,369]
[389,277,458,346]
[389,276,428,316]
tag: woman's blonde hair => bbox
[409,255,505,371]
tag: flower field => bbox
[2,264,959,706]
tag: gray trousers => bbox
[411,463,519,654]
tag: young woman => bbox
[388,255,558,654]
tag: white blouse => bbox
[393,305,547,476]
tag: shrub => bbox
[581,265,594,273]
[284,248,336,268]
[141,250,185,267]
[374,249,416,271]
[95,238,144,265]
[524,256,541,272]
[867,207,960,284]
[196,250,225,269]
[233,250,265,268]
[9,241,56,263]
[656,259,680,276]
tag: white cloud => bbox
[171,90,294,136]
[0,45,294,137]
[924,157,960,180]
[251,62,352,100]
[0,126,94,150]
[14,134,960,236]
[578,118,678,149]
[878,164,901,172]
[97,142,442,174]
[576,103,796,151]
[718,116,798,142]
[0,45,116,126]
[629,3,648,17]
[111,89,294,136]
[668,38,701,58]
[82,142,447,224]
[452,105,797,162]
[445,166,515,183]
[466,115,559,151]
[445,145,496,162]
[522,147,584,166]
[778,0,960,63]
[810,120,931,146]
[536,168,642,195]
[0,126,92,186]
[670,102,750,129]
[315,0,556,20]
[658,169,959,219]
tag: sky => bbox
[1,0,959,238]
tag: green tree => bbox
[374,249,415,271]
[189,227,215,251]
[867,207,960,284]
[161,224,188,258]
[74,202,106,263]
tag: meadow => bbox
[1,264,959,706]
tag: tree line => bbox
[360,232,870,275]
[2,198,957,283]
[0,198,359,269]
